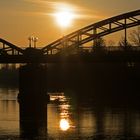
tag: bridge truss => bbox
[0,38,24,55]
[0,10,140,63]
[42,9,140,55]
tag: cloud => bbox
[23,0,104,21]
[23,0,65,9]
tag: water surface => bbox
[0,88,140,139]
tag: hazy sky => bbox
[0,0,140,47]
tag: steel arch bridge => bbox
[0,9,140,63]
[42,9,140,55]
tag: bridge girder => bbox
[42,9,140,55]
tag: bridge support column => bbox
[18,64,49,139]
[124,18,128,49]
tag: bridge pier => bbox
[18,64,49,138]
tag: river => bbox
[0,87,140,139]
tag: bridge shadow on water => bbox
[47,62,140,106]
[17,63,140,140]
[45,63,140,139]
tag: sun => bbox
[54,9,75,28]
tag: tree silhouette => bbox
[129,26,140,46]
[93,37,106,52]
[108,40,115,46]
[118,37,132,50]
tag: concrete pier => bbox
[18,64,49,138]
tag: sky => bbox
[0,0,140,47]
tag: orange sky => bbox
[0,0,140,47]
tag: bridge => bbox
[0,9,140,63]
[1,10,140,137]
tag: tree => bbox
[129,26,140,46]
[118,37,132,50]
[108,40,115,46]
[93,37,106,52]
[94,37,106,47]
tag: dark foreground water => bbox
[0,87,140,140]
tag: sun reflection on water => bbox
[60,119,70,131]
[48,92,72,131]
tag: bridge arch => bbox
[42,9,140,55]
[0,38,24,55]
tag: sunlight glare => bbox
[54,9,75,28]
[60,119,70,131]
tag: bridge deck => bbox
[0,51,140,63]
